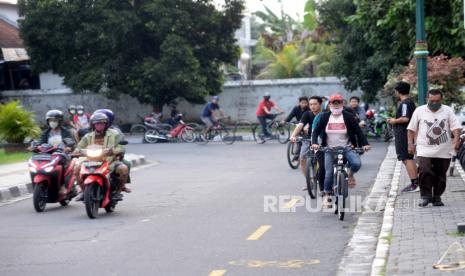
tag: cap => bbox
[329,94,344,103]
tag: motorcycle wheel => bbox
[33,183,48,212]
[84,185,100,219]
[144,129,160,144]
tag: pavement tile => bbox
[386,165,465,275]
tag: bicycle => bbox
[195,117,237,145]
[318,146,364,221]
[292,137,320,198]
[252,113,290,144]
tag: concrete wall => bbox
[39,72,67,90]
[2,77,362,125]
[176,77,362,123]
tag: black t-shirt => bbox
[299,111,316,137]
[285,105,310,122]
[395,98,416,130]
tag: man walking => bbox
[407,89,461,207]
[388,81,418,192]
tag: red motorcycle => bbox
[78,143,127,219]
[29,143,77,212]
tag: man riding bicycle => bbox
[312,94,371,208]
[256,92,284,140]
[290,96,324,193]
[200,96,225,137]
[284,96,310,123]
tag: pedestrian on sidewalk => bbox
[407,89,461,207]
[387,81,419,193]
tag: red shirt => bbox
[256,100,275,116]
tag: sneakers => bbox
[401,183,419,193]
[432,197,444,207]
[418,197,432,207]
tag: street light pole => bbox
[414,0,429,105]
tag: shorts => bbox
[394,127,414,161]
[201,117,214,127]
[300,140,311,160]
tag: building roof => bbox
[0,17,23,48]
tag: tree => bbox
[397,55,465,109]
[18,0,244,109]
[316,0,465,103]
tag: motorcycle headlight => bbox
[87,148,103,158]
[44,166,54,173]
[338,154,344,160]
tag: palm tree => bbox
[256,44,316,79]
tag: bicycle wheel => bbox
[194,125,209,145]
[336,172,348,221]
[286,142,300,170]
[274,123,290,144]
[130,124,147,135]
[219,123,236,145]
[252,124,266,144]
[305,157,318,199]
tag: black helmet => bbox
[263,92,271,101]
[89,112,109,130]
[45,110,64,124]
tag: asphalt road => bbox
[0,140,388,276]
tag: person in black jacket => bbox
[283,96,310,123]
[37,110,75,149]
[311,94,371,208]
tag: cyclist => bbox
[312,94,371,208]
[200,96,225,137]
[256,92,284,140]
[283,96,310,123]
[290,96,324,193]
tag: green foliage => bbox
[0,101,40,143]
[257,44,313,79]
[316,0,465,103]
[303,0,317,31]
[18,0,244,108]
[0,149,31,164]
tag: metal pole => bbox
[414,0,429,105]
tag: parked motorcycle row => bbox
[129,113,198,144]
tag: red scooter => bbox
[77,143,127,219]
[29,143,77,212]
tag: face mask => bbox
[330,107,343,115]
[49,121,59,129]
[77,110,84,115]
[94,123,106,132]
[428,102,442,111]
[70,110,76,115]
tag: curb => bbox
[337,143,400,276]
[0,154,146,204]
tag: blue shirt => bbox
[202,102,220,118]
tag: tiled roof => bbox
[0,17,23,48]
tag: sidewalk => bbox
[0,153,146,203]
[385,164,465,275]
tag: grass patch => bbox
[0,149,31,165]
[382,234,393,244]
[446,230,465,237]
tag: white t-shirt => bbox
[48,130,63,146]
[326,114,350,148]
[77,115,89,129]
[407,105,461,158]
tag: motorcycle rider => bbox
[73,112,130,201]
[36,110,76,195]
[73,105,91,141]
